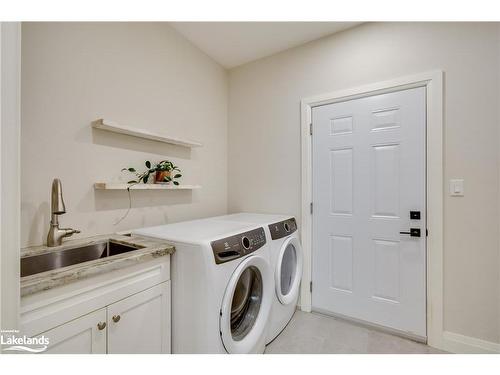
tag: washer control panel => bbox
[268,217,297,240]
[211,227,266,264]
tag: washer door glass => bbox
[276,236,303,305]
[230,266,262,341]
[220,255,273,354]
[280,243,297,296]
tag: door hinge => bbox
[310,281,312,293]
[309,123,313,135]
[310,202,313,214]
[426,229,429,237]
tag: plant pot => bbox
[155,170,172,184]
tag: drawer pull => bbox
[97,322,106,330]
[112,315,121,323]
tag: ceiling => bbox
[170,22,361,69]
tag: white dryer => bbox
[131,218,273,353]
[217,213,303,344]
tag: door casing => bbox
[299,71,444,349]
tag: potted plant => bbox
[122,160,182,186]
[154,160,181,185]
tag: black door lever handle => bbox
[400,228,421,237]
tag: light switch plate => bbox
[449,179,464,196]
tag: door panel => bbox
[329,235,353,292]
[373,239,400,302]
[107,282,170,354]
[40,308,106,354]
[312,87,426,337]
[330,148,353,215]
[372,144,400,217]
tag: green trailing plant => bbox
[122,160,182,185]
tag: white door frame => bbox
[300,71,444,349]
[0,22,21,333]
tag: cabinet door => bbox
[39,308,107,354]
[107,281,170,354]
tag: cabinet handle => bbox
[112,315,121,323]
[97,322,107,330]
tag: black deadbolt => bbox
[410,211,421,220]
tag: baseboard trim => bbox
[442,331,500,354]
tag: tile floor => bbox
[265,311,445,354]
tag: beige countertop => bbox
[20,234,175,297]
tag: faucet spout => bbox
[47,178,79,247]
[51,178,66,215]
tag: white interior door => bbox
[311,87,426,337]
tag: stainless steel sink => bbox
[21,241,142,277]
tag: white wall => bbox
[228,22,500,346]
[21,22,228,248]
[1,22,21,331]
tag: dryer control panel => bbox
[211,227,266,265]
[268,217,297,240]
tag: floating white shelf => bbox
[94,183,201,190]
[91,119,203,148]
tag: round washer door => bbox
[220,255,273,353]
[275,236,303,305]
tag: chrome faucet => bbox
[47,178,80,247]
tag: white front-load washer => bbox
[131,218,273,353]
[216,213,303,344]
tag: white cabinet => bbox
[22,256,172,354]
[37,282,171,354]
[39,309,107,354]
[107,282,170,354]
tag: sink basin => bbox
[21,241,143,277]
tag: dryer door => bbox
[220,255,273,353]
[275,236,303,305]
